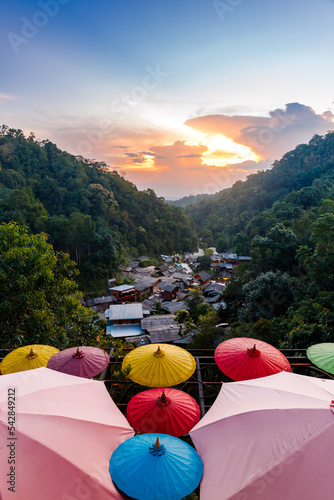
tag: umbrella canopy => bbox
[307,342,334,375]
[109,433,203,500]
[0,344,59,374]
[127,387,201,437]
[214,337,291,381]
[47,346,109,378]
[0,367,134,499]
[122,344,196,387]
[190,371,334,500]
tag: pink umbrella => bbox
[190,371,334,500]
[0,367,134,499]
[47,346,109,378]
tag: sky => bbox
[0,0,334,199]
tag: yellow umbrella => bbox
[1,344,60,374]
[122,344,196,387]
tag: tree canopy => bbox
[0,126,198,290]
[0,222,105,348]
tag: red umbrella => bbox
[214,337,291,381]
[47,346,109,378]
[126,387,201,437]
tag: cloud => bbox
[126,159,268,199]
[138,151,158,156]
[24,103,334,198]
[0,92,18,104]
[148,141,208,172]
[185,103,334,160]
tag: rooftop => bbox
[86,296,117,307]
[195,271,212,282]
[158,281,178,292]
[106,325,143,337]
[106,303,144,320]
[109,285,135,292]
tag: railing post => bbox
[195,356,206,417]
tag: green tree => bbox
[187,310,221,349]
[239,271,296,322]
[216,236,229,253]
[298,213,334,291]
[280,298,334,349]
[185,290,212,322]
[197,255,212,271]
[0,222,105,348]
[250,223,298,273]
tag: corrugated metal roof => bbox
[141,314,176,328]
[107,303,143,320]
[109,285,135,292]
[106,325,143,337]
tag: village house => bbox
[105,303,144,337]
[109,285,136,303]
[194,270,212,287]
[134,277,162,300]
[161,302,188,314]
[203,283,225,303]
[141,297,160,314]
[160,254,174,264]
[158,282,178,301]
[238,256,252,264]
[221,253,239,268]
[171,272,193,292]
[131,266,157,276]
[210,253,251,274]
[155,264,168,276]
[184,250,204,263]
[141,314,183,343]
[86,295,117,313]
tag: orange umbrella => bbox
[215,337,291,381]
[127,387,200,437]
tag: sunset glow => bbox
[1,0,333,197]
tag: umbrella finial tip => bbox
[27,347,38,359]
[154,346,165,358]
[247,345,261,358]
[72,347,85,359]
[154,437,161,448]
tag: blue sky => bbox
[1,0,334,197]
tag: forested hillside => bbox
[186,132,334,252]
[182,132,334,353]
[167,192,216,208]
[0,126,198,282]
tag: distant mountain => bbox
[185,132,334,252]
[167,192,216,208]
[0,126,198,282]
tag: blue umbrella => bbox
[109,433,203,500]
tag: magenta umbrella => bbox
[47,346,109,378]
